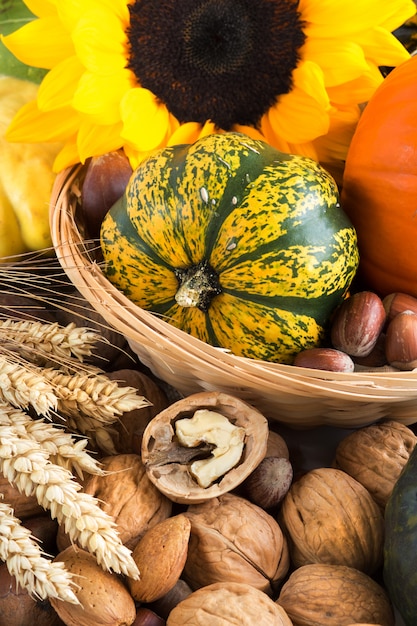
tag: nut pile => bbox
[0,268,416,625]
[0,299,415,625]
[294,290,417,373]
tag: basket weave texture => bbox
[50,166,417,429]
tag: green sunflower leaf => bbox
[0,0,47,83]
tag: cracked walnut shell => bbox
[141,391,269,503]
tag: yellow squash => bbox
[0,76,60,258]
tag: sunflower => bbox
[2,0,415,182]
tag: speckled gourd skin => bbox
[100,132,359,363]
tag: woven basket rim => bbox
[49,164,417,428]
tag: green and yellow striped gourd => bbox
[100,132,359,363]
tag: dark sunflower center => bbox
[127,0,306,129]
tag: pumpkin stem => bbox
[174,260,222,312]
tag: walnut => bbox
[277,564,395,626]
[167,581,293,626]
[182,492,289,595]
[141,391,269,503]
[57,453,172,551]
[333,420,417,508]
[280,467,384,574]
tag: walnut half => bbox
[141,391,269,503]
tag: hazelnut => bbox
[148,580,193,620]
[132,608,166,626]
[80,150,133,238]
[330,291,386,357]
[265,430,289,459]
[383,291,417,322]
[293,347,355,372]
[243,456,293,510]
[353,332,388,368]
[385,309,417,369]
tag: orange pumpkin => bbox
[341,55,417,298]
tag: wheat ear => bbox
[0,319,101,364]
[0,402,103,479]
[0,501,80,604]
[0,414,139,580]
[43,368,150,423]
[0,355,57,415]
[54,411,119,455]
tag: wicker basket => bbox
[49,165,417,429]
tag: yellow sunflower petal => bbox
[354,26,412,67]
[263,60,330,145]
[286,141,319,161]
[5,100,80,143]
[300,0,415,38]
[123,145,153,171]
[2,16,74,69]
[77,120,124,163]
[71,7,127,76]
[327,64,382,105]
[197,120,220,139]
[55,0,86,30]
[257,118,294,154]
[37,56,83,111]
[166,114,181,137]
[89,0,130,23]
[167,122,203,147]
[55,0,128,33]
[73,68,133,125]
[53,137,83,172]
[120,88,171,152]
[24,0,57,17]
[302,38,370,87]
[314,104,361,164]
[260,115,320,161]
[378,0,416,32]
[314,104,362,186]
[233,125,266,143]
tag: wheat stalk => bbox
[0,319,101,365]
[43,368,150,423]
[0,413,139,580]
[0,500,80,604]
[0,402,103,479]
[0,355,57,415]
[0,351,148,449]
[54,411,119,455]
